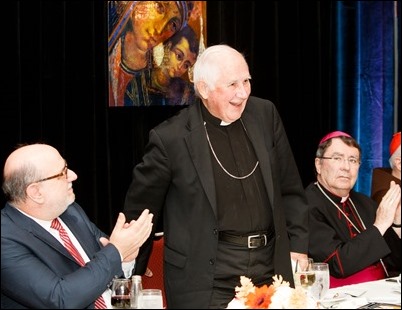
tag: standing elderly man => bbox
[123,44,309,308]
[1,143,154,308]
[306,131,401,288]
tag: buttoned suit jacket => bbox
[1,202,122,309]
[124,96,309,308]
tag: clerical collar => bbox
[201,104,233,126]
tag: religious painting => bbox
[108,1,207,107]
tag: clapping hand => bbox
[374,181,401,235]
[100,210,154,261]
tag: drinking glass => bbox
[111,278,132,309]
[310,262,330,301]
[139,289,163,309]
[294,257,315,294]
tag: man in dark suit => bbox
[1,143,154,308]
[123,44,309,308]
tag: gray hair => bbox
[193,45,246,96]
[2,163,38,204]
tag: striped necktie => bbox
[51,218,107,309]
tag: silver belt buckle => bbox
[248,234,267,248]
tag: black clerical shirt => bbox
[202,105,273,234]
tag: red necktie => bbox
[51,218,107,309]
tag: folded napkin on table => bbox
[322,297,368,309]
[367,295,401,304]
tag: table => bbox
[323,276,401,309]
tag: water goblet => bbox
[311,262,330,302]
[139,289,163,309]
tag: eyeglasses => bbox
[319,156,360,166]
[35,162,68,183]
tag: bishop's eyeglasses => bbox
[34,162,68,183]
[318,155,361,166]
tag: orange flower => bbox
[245,284,275,309]
[229,275,308,309]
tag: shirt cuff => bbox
[122,259,136,278]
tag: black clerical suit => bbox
[306,182,400,286]
[124,96,309,308]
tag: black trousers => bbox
[208,237,275,308]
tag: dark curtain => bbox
[1,1,400,233]
[334,1,400,194]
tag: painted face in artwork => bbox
[163,37,197,78]
[132,1,184,52]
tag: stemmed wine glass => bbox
[294,257,316,295]
[310,262,330,302]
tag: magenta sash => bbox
[330,262,386,288]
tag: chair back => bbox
[141,235,166,308]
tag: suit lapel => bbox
[185,103,218,217]
[60,207,99,260]
[5,203,99,265]
[241,112,275,209]
[5,205,73,259]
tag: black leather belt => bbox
[218,230,273,249]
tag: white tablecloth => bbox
[323,277,401,309]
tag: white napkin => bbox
[325,297,368,309]
[367,295,401,304]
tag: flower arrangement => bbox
[227,275,309,309]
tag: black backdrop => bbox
[1,1,336,233]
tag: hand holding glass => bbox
[294,258,315,293]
